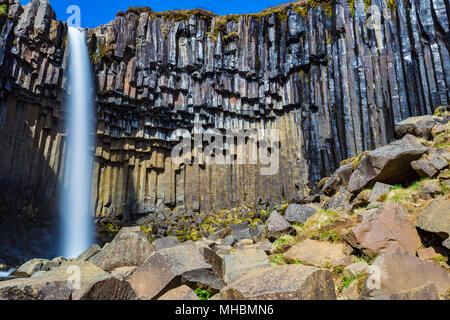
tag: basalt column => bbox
[0,0,448,223]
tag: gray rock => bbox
[128,242,221,299]
[222,248,271,285]
[323,186,352,214]
[76,244,102,261]
[395,115,437,139]
[411,160,438,178]
[416,198,450,250]
[11,259,51,277]
[368,182,392,203]
[89,226,154,272]
[348,138,428,193]
[0,261,137,300]
[284,204,317,225]
[153,237,181,251]
[220,264,336,300]
[343,261,369,279]
[264,211,293,241]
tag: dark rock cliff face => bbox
[0,0,448,261]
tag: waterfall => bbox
[61,27,94,259]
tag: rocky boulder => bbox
[361,250,450,298]
[264,211,293,241]
[323,186,352,214]
[395,115,437,139]
[323,163,353,196]
[76,244,102,261]
[345,203,421,257]
[11,258,59,277]
[220,264,336,300]
[389,282,439,300]
[153,237,181,251]
[89,226,154,272]
[283,239,350,268]
[416,198,450,250]
[347,138,428,193]
[0,261,137,300]
[128,242,223,300]
[222,248,271,285]
[284,204,317,225]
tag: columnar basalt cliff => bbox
[0,0,448,239]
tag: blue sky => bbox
[22,0,290,28]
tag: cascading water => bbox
[61,27,94,259]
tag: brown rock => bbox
[411,160,438,178]
[264,211,293,241]
[345,203,421,257]
[0,261,137,300]
[157,285,198,300]
[389,282,439,300]
[416,198,450,250]
[283,239,350,268]
[417,247,438,262]
[128,242,222,300]
[220,264,336,300]
[110,266,137,281]
[368,182,392,203]
[361,250,450,298]
[222,248,271,285]
[89,226,154,272]
[347,139,428,193]
[395,115,437,139]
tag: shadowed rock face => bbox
[0,0,448,262]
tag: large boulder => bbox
[284,204,317,225]
[347,138,428,193]
[0,261,137,300]
[222,248,271,285]
[76,244,102,261]
[264,211,293,241]
[416,198,450,250]
[153,237,181,251]
[323,163,353,196]
[395,115,438,139]
[283,239,350,268]
[128,242,224,300]
[345,203,421,257]
[389,283,439,300]
[10,258,59,277]
[89,226,154,272]
[361,250,450,298]
[220,264,336,300]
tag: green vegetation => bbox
[386,0,397,11]
[338,273,366,291]
[0,4,8,17]
[434,105,449,117]
[195,288,211,300]
[320,230,340,243]
[270,254,287,265]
